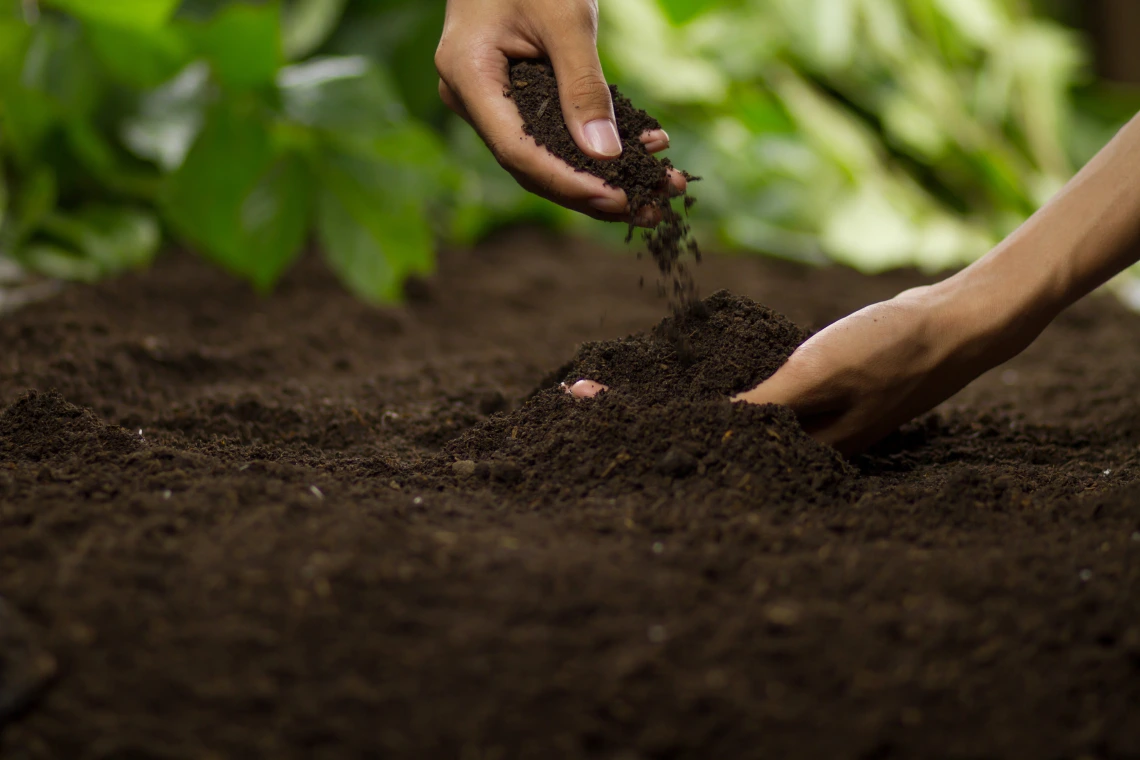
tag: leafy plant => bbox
[1,0,1136,299]
[0,0,454,301]
[597,0,1140,272]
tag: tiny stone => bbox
[765,602,801,627]
[162,490,172,500]
[1079,569,1093,582]
[648,624,667,644]
[309,485,324,500]
[413,496,423,506]
[655,447,697,478]
[652,542,665,554]
[452,460,477,478]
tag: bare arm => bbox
[737,112,1140,454]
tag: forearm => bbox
[948,113,1140,345]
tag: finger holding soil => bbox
[509,59,703,321]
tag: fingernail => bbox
[643,140,670,154]
[583,119,622,158]
[568,379,609,399]
[589,197,626,215]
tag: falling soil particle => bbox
[509,60,702,319]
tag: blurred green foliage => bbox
[0,0,1137,301]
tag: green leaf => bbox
[162,100,311,289]
[278,56,405,132]
[236,153,311,290]
[0,17,32,81]
[44,0,181,30]
[0,149,8,236]
[17,242,102,281]
[282,0,348,60]
[187,2,283,90]
[39,204,160,273]
[11,166,56,242]
[315,151,434,304]
[87,21,190,88]
[121,62,211,171]
[20,20,101,117]
[657,0,716,26]
[0,86,57,163]
[162,99,275,261]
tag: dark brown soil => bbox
[3,229,1140,759]
[509,60,701,313]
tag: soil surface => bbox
[2,229,1140,759]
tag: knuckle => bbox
[433,45,448,77]
[569,0,599,31]
[562,68,610,108]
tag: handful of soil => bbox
[444,292,854,506]
[508,60,701,315]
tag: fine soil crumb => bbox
[444,292,852,505]
[509,60,701,316]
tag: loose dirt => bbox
[2,230,1140,759]
[510,60,701,314]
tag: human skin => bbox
[435,0,686,225]
[572,113,1140,455]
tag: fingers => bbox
[542,8,622,162]
[438,79,471,124]
[439,51,638,219]
[562,379,609,399]
[437,38,684,225]
[642,129,670,154]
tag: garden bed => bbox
[2,228,1139,759]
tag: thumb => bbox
[546,34,622,160]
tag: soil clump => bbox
[509,60,701,315]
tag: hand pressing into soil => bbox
[435,0,686,224]
[563,283,1041,455]
[732,284,1042,455]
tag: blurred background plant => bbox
[1,0,1138,303]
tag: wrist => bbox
[932,250,1063,369]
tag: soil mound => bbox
[0,390,141,463]
[554,290,811,404]
[445,292,854,504]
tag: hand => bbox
[565,279,1048,456]
[733,283,1041,455]
[435,0,687,224]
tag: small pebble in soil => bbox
[452,460,477,479]
[309,485,324,500]
[648,625,667,644]
[656,446,698,478]
[1079,569,1093,582]
[652,542,665,555]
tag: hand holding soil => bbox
[435,0,685,223]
